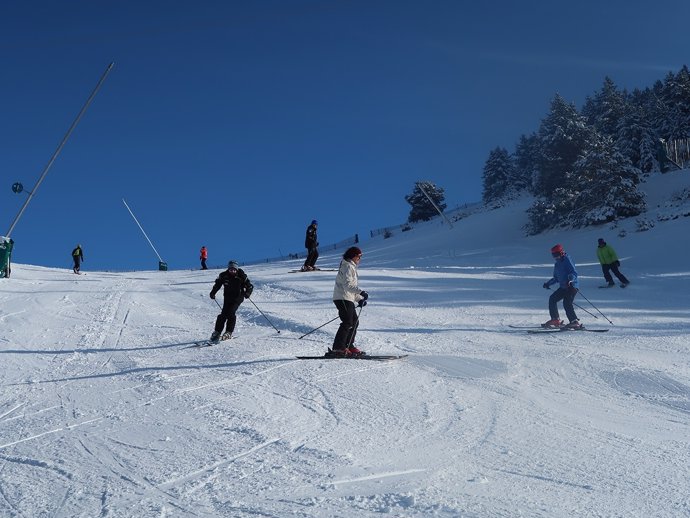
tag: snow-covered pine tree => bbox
[482,147,516,206]
[513,133,539,195]
[571,135,646,226]
[527,95,593,231]
[581,76,628,139]
[525,198,557,235]
[616,91,662,173]
[655,66,690,141]
[535,94,593,197]
[405,182,447,223]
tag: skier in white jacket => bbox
[329,246,368,357]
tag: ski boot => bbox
[346,345,365,357]
[541,318,563,329]
[562,320,583,330]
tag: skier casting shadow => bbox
[301,220,319,271]
[328,246,368,357]
[596,238,630,287]
[200,246,208,270]
[209,261,253,342]
[72,244,84,274]
[542,244,581,329]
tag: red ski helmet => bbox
[550,244,564,257]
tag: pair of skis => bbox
[296,353,408,361]
[288,268,338,273]
[192,334,237,347]
[188,335,406,359]
[508,325,609,334]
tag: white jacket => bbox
[332,259,363,303]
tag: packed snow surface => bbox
[1,172,689,517]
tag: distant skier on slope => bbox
[328,246,368,357]
[0,236,12,278]
[542,244,581,329]
[200,246,208,270]
[301,220,319,271]
[72,244,84,274]
[596,238,630,288]
[209,261,253,342]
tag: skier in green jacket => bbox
[596,238,630,288]
[72,244,84,274]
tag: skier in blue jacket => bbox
[542,244,581,329]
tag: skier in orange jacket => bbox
[200,246,208,270]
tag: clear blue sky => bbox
[2,1,688,270]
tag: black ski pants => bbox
[215,299,242,334]
[602,263,629,285]
[548,287,578,322]
[333,300,359,350]
[304,247,319,269]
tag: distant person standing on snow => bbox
[596,238,630,288]
[542,244,581,329]
[72,244,84,274]
[200,246,208,270]
[208,261,253,343]
[301,220,319,271]
[329,246,368,357]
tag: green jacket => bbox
[596,244,619,265]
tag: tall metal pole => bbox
[6,62,115,238]
[122,199,164,263]
[417,181,453,228]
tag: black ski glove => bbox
[210,292,216,299]
[360,291,369,301]
[358,299,367,308]
[542,282,550,289]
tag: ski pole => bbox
[343,304,364,347]
[577,289,614,324]
[573,301,598,319]
[214,299,222,310]
[299,315,340,339]
[248,298,281,333]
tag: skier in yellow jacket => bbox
[596,238,630,288]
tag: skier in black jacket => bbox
[72,244,84,274]
[209,261,253,342]
[301,220,319,271]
